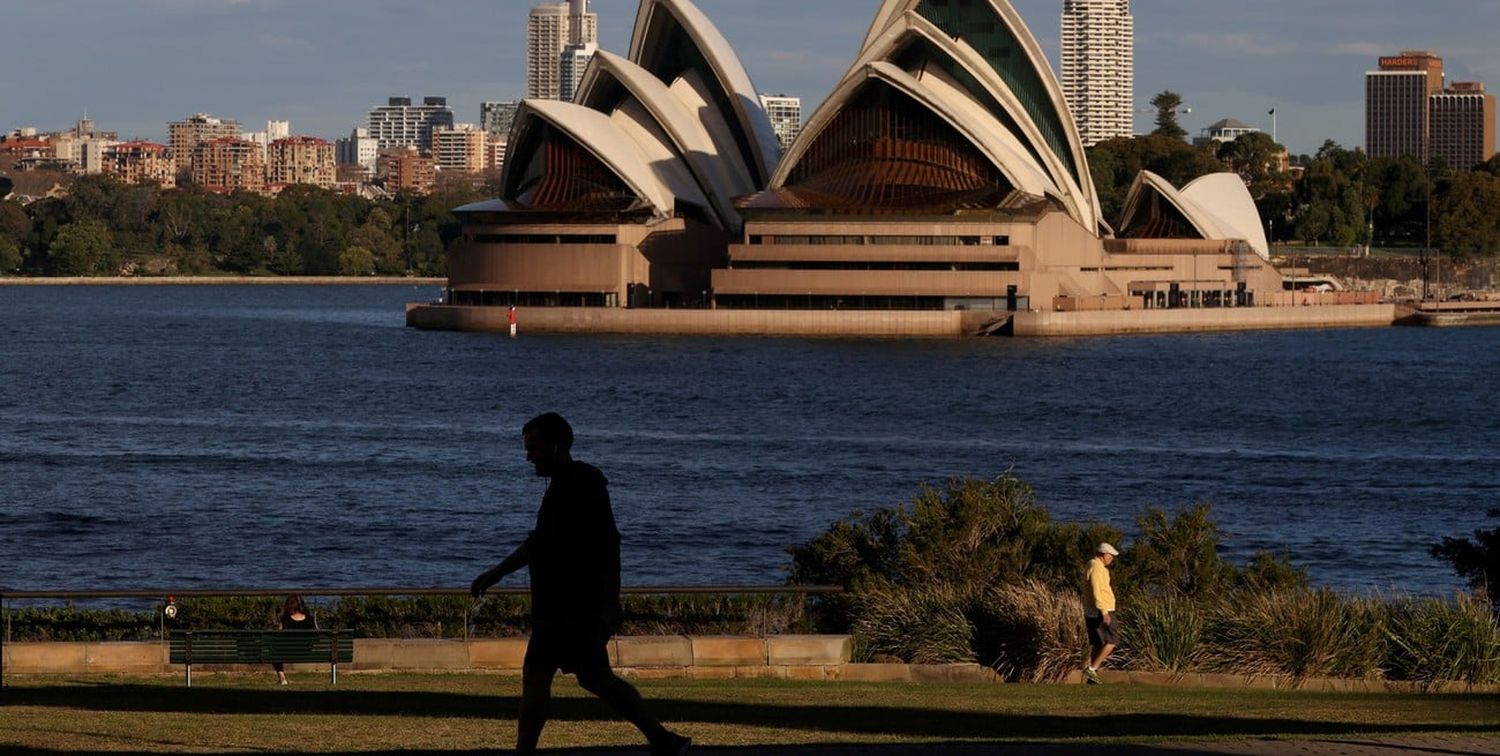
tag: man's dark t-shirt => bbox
[525,460,623,633]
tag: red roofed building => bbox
[104,142,176,188]
[192,137,265,194]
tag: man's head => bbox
[1097,542,1120,567]
[522,412,573,477]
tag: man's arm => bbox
[470,539,533,597]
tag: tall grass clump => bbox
[852,583,977,665]
[1384,593,1500,689]
[1206,588,1384,680]
[1120,593,1204,672]
[975,580,1085,683]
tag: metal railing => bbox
[0,584,843,690]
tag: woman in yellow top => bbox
[1083,543,1119,684]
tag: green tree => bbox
[0,199,31,242]
[1291,142,1368,246]
[1432,171,1500,257]
[350,207,404,274]
[0,234,22,275]
[1216,132,1287,200]
[1432,509,1500,612]
[1150,90,1188,141]
[338,245,376,276]
[1366,156,1431,246]
[264,235,305,275]
[47,220,114,275]
[1087,135,1221,223]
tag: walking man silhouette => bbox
[471,412,691,756]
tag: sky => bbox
[1,0,1497,157]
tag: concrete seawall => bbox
[407,302,1403,338]
[1013,304,1399,336]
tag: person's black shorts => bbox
[1086,613,1116,647]
[525,624,612,675]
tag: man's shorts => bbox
[525,624,612,675]
[1086,613,1116,647]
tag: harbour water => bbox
[1,284,1496,594]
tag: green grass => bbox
[2,673,1497,754]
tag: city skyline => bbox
[1,0,1496,156]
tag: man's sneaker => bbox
[1084,667,1102,685]
[653,734,691,756]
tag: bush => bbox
[1121,505,1236,599]
[1120,593,1204,672]
[788,474,1120,632]
[977,580,1085,683]
[1384,593,1500,688]
[1205,589,1384,680]
[1432,509,1500,612]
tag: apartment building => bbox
[267,136,336,189]
[191,137,265,194]
[103,142,176,188]
[168,113,242,174]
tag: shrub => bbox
[1118,504,1235,600]
[788,474,1120,631]
[976,580,1085,683]
[1205,589,1384,680]
[1120,593,1204,672]
[4,606,158,642]
[1384,593,1500,688]
[1432,509,1500,612]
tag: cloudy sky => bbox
[2,0,1496,155]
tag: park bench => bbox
[168,629,353,687]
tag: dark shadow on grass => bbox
[4,743,1500,756]
[4,684,1499,744]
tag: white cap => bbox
[1097,542,1120,556]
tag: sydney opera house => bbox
[433,0,1291,331]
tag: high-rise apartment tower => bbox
[528,0,598,101]
[1061,0,1134,146]
[758,94,802,152]
[367,97,455,152]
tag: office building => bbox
[758,94,803,152]
[1366,51,1445,161]
[1061,0,1134,146]
[480,101,521,138]
[528,0,598,100]
[1430,82,1496,170]
[367,97,455,151]
[168,113,241,174]
[267,136,336,189]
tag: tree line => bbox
[0,174,496,277]
[1091,91,1500,257]
[4,111,1500,277]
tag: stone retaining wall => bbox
[2,635,852,679]
[5,637,1493,692]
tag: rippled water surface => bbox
[1,284,1495,594]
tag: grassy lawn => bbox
[1,673,1497,754]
